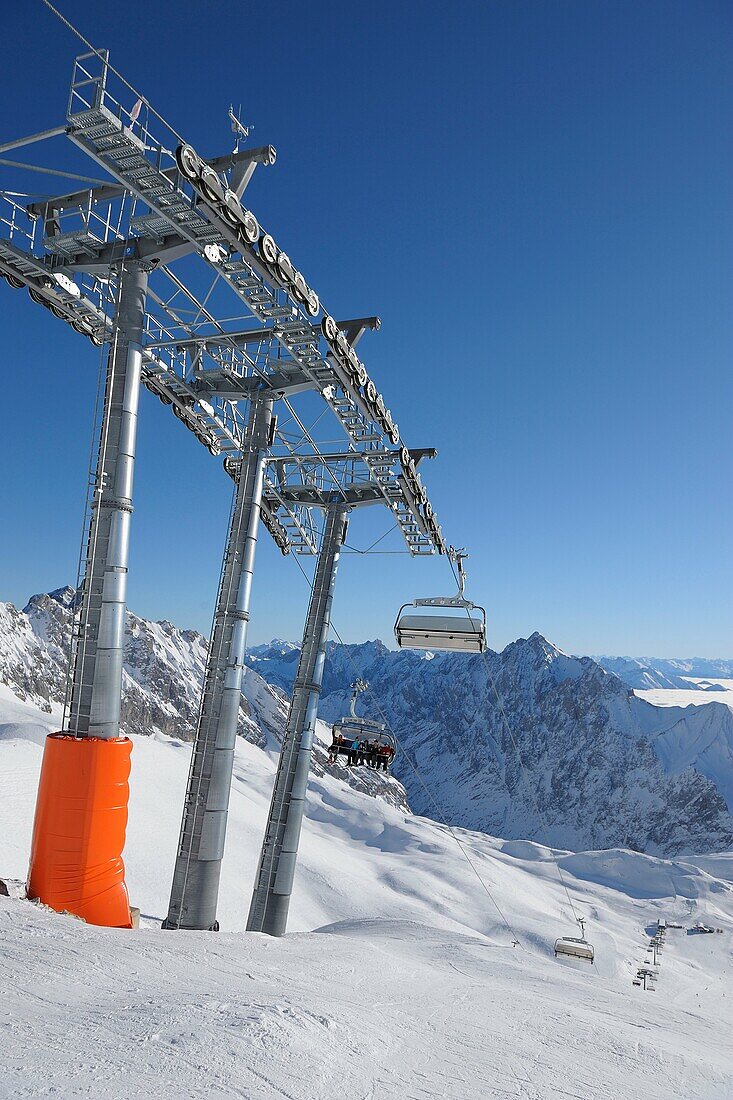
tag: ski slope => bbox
[1,693,732,1099]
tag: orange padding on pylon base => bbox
[26,733,133,928]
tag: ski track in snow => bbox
[1,698,732,1099]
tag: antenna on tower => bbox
[229,104,254,153]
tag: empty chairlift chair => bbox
[329,680,396,771]
[394,548,487,653]
[554,918,595,964]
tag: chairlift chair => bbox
[394,549,487,653]
[554,917,595,964]
[329,680,396,770]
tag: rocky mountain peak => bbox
[24,586,78,614]
[3,588,732,855]
[247,630,733,858]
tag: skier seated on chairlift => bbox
[362,739,393,771]
[328,729,344,765]
[327,732,395,772]
[375,742,394,772]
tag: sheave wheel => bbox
[259,233,278,266]
[176,143,202,182]
[322,314,339,345]
[200,166,224,205]
[239,210,260,245]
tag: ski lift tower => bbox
[1,46,450,930]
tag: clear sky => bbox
[0,0,730,658]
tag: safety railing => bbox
[0,192,38,252]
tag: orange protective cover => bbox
[27,733,133,928]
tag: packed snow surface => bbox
[1,697,732,1099]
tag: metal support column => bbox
[247,501,349,936]
[68,262,148,739]
[164,393,274,930]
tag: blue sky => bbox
[0,0,730,657]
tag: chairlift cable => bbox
[343,523,400,556]
[342,548,411,556]
[287,549,527,951]
[39,0,188,143]
[443,553,584,931]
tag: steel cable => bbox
[443,552,583,929]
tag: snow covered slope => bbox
[1,695,732,1099]
[250,635,733,856]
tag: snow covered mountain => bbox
[594,654,733,691]
[247,635,733,858]
[0,588,408,811]
[3,587,733,855]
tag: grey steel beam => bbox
[247,501,348,936]
[67,262,148,738]
[271,449,396,465]
[149,317,381,352]
[163,393,274,931]
[0,125,68,155]
[58,232,199,273]
[194,367,314,400]
[274,487,382,506]
[342,316,381,347]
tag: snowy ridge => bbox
[2,588,733,852]
[595,653,733,690]
[250,633,733,857]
